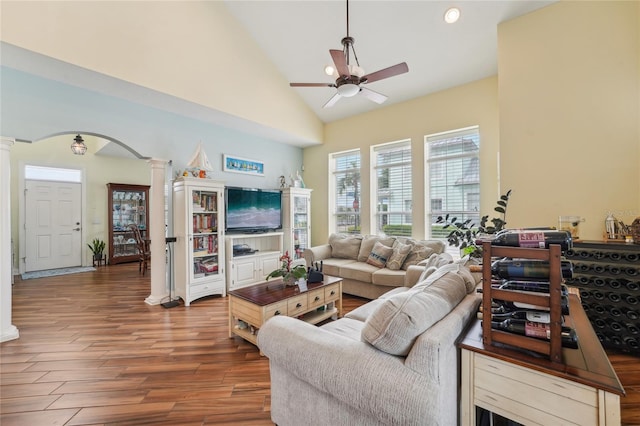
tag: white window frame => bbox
[370,139,412,237]
[424,126,480,249]
[328,149,361,234]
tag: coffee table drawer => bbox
[325,283,340,301]
[287,294,308,316]
[231,297,262,326]
[308,288,325,309]
[265,301,288,320]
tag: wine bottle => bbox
[625,281,639,292]
[488,230,573,251]
[625,322,639,335]
[607,292,621,303]
[625,267,638,277]
[624,294,639,306]
[591,290,605,301]
[609,252,621,261]
[607,319,623,332]
[593,264,606,273]
[493,295,570,315]
[478,309,559,323]
[609,265,622,275]
[491,258,573,279]
[624,336,639,351]
[623,253,639,262]
[622,307,639,321]
[575,263,591,272]
[609,279,622,289]
[498,280,569,296]
[490,318,578,349]
[593,277,606,287]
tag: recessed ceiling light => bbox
[324,65,335,76]
[444,7,460,24]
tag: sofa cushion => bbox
[319,258,358,277]
[344,299,385,322]
[320,317,365,341]
[401,239,446,270]
[357,235,396,262]
[329,233,362,259]
[371,268,406,287]
[366,241,394,268]
[339,261,379,283]
[361,267,468,356]
[386,240,413,270]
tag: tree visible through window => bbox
[330,150,361,234]
[426,127,480,240]
[372,140,412,237]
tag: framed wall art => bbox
[223,154,265,176]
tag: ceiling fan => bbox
[289,0,409,108]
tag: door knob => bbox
[73,227,81,231]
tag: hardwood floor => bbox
[1,264,639,425]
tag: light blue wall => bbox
[1,66,303,189]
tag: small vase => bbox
[283,275,297,287]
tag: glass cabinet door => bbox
[191,189,220,280]
[107,183,150,265]
[293,194,310,259]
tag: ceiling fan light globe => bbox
[337,83,360,97]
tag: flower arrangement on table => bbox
[266,251,307,286]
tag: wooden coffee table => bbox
[228,276,343,346]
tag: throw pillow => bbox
[361,269,468,356]
[357,235,396,262]
[329,233,362,259]
[386,240,413,270]
[413,263,478,294]
[366,241,394,268]
[401,242,436,270]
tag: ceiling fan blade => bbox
[290,83,334,87]
[359,87,387,104]
[362,62,409,84]
[323,92,342,108]
[330,49,350,78]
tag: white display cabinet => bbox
[282,187,312,260]
[173,177,225,305]
[225,232,283,291]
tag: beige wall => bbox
[304,76,500,246]
[498,1,639,240]
[1,1,323,145]
[10,136,150,268]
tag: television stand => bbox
[225,232,284,291]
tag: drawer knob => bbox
[274,310,281,316]
[296,303,302,308]
[330,291,335,296]
[314,296,320,302]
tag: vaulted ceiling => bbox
[225,1,556,123]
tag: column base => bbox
[1,325,19,342]
[145,293,169,306]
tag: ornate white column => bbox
[145,158,169,305]
[1,137,19,342]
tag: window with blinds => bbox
[372,140,412,237]
[425,126,480,240]
[330,150,361,234]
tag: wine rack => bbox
[565,241,640,355]
[481,241,565,365]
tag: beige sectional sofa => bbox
[258,261,482,426]
[304,233,447,299]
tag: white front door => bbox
[25,180,82,272]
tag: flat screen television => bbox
[225,187,282,233]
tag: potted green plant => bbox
[436,190,512,258]
[266,251,307,286]
[87,238,106,263]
